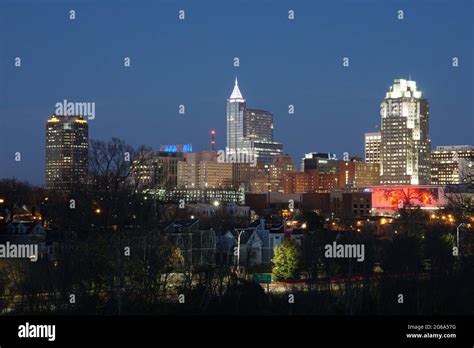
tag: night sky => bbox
[1,0,472,185]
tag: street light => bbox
[456,223,466,256]
[0,198,4,204]
[236,230,245,272]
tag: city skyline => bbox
[6,74,473,188]
[0,1,473,342]
[1,0,472,186]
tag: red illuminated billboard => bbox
[368,185,446,214]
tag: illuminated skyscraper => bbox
[226,78,250,156]
[364,131,381,164]
[45,114,89,191]
[380,79,431,185]
[225,78,283,165]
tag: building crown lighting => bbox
[229,77,245,102]
[385,78,422,99]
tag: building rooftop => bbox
[385,78,423,99]
[228,77,245,102]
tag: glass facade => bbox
[244,108,273,143]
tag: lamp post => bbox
[456,223,466,256]
[236,230,245,273]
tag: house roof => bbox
[165,218,199,233]
[247,219,262,228]
[216,232,235,251]
[5,221,45,236]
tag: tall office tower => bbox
[226,78,251,156]
[380,79,431,185]
[431,145,474,185]
[226,78,283,166]
[45,114,89,191]
[364,131,381,164]
[245,108,273,142]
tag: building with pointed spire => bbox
[225,78,283,165]
[226,78,250,156]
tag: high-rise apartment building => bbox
[364,131,381,164]
[380,79,431,185]
[45,114,89,191]
[431,145,474,185]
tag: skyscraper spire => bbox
[229,77,244,101]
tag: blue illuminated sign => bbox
[161,144,193,153]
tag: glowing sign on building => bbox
[160,144,193,153]
[368,185,447,215]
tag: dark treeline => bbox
[0,226,472,315]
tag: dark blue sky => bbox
[1,0,473,185]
